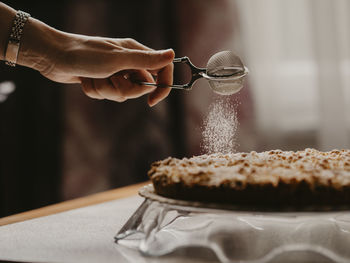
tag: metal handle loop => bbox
[139,56,206,90]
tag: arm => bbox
[0,2,16,61]
[0,2,174,106]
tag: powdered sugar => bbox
[201,97,239,154]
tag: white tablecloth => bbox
[0,196,216,263]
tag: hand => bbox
[18,18,174,106]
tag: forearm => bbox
[0,2,16,60]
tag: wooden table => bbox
[0,181,149,226]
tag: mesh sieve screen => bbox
[206,51,244,77]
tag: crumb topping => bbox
[148,149,350,189]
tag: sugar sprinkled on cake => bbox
[149,149,350,188]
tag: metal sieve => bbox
[140,50,249,95]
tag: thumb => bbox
[124,49,175,70]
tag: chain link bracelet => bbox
[4,10,31,67]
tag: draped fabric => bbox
[235,0,350,150]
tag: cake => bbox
[148,149,350,208]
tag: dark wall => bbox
[0,0,186,217]
[0,1,66,217]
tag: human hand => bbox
[18,18,174,106]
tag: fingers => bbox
[80,70,158,103]
[93,78,126,102]
[118,45,174,106]
[80,40,175,105]
[110,71,156,99]
[148,86,171,107]
[121,49,175,70]
[81,78,104,100]
[81,77,126,102]
[148,62,173,107]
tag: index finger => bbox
[148,62,174,107]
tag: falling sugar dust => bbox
[201,97,239,154]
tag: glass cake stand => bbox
[115,184,350,263]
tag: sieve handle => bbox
[138,82,190,90]
[138,56,206,90]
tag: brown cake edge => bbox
[151,174,350,208]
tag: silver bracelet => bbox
[4,10,31,67]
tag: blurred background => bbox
[1,0,350,217]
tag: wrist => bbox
[16,17,65,71]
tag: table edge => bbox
[0,181,149,226]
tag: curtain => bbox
[235,0,350,150]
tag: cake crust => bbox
[148,149,350,207]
